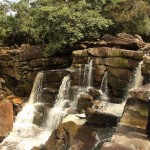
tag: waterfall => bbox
[88,59,93,87]
[82,59,93,88]
[29,72,44,104]
[0,73,73,150]
[100,72,109,101]
[0,72,50,150]
[45,75,71,133]
[82,64,89,87]
[133,61,143,88]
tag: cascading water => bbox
[0,73,73,150]
[0,72,49,150]
[82,64,89,87]
[45,75,71,132]
[133,61,143,88]
[88,59,93,87]
[100,72,109,101]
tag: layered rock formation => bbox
[0,45,72,96]
[0,33,149,150]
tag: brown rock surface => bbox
[129,84,150,102]
[101,33,145,50]
[0,100,13,142]
[88,47,143,60]
[45,121,99,150]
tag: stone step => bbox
[86,100,126,127]
[129,84,150,102]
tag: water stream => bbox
[45,75,71,132]
[0,73,72,150]
[100,72,109,101]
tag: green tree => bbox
[104,0,150,37]
[31,0,112,55]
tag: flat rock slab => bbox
[129,84,150,102]
[112,134,150,150]
[86,100,126,127]
[93,100,126,118]
[120,99,148,129]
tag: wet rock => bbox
[77,93,93,113]
[93,65,106,76]
[33,104,47,126]
[42,88,57,105]
[109,96,124,104]
[101,33,145,50]
[88,47,143,60]
[45,121,99,150]
[110,89,125,98]
[86,87,102,99]
[101,142,134,150]
[108,75,129,92]
[107,67,132,81]
[0,100,13,142]
[105,57,139,69]
[129,84,150,102]
[44,70,70,83]
[86,108,118,127]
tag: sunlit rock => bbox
[77,93,93,113]
[0,100,13,142]
[129,84,150,102]
[101,33,145,50]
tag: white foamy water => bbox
[0,72,49,150]
[133,61,143,88]
[88,59,93,87]
[45,75,71,132]
[100,72,109,101]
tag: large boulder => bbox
[101,33,145,50]
[107,67,132,81]
[0,100,13,142]
[129,84,150,102]
[43,70,70,82]
[45,121,99,150]
[108,75,129,92]
[86,107,119,127]
[77,93,93,113]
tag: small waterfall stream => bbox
[45,75,71,132]
[100,72,109,101]
[0,72,47,150]
[88,59,93,87]
[0,73,72,150]
[133,61,143,88]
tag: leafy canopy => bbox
[0,0,150,54]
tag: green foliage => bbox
[33,0,112,55]
[0,0,150,54]
[104,0,150,36]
